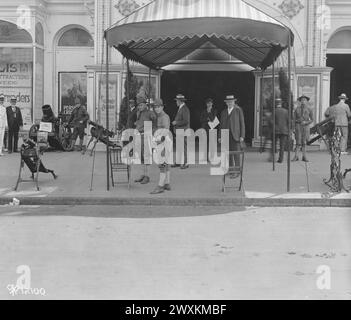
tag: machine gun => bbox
[83,120,117,156]
[307,117,335,146]
[307,116,350,192]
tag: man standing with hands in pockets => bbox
[220,95,245,178]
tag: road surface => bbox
[0,205,350,300]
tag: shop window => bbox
[35,22,44,46]
[0,20,32,43]
[58,28,93,47]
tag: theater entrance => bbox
[161,71,255,145]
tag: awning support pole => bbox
[272,61,276,171]
[287,31,292,192]
[148,68,152,104]
[126,59,130,122]
[105,36,110,191]
[259,71,264,153]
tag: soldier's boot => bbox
[77,138,84,152]
[69,139,76,151]
[302,146,309,162]
[292,147,299,162]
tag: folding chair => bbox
[222,151,245,192]
[109,145,131,189]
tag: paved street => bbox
[0,205,350,300]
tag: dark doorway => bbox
[161,71,255,144]
[327,54,351,105]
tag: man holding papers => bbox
[200,98,218,162]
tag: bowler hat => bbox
[297,95,310,102]
[174,94,187,101]
[0,94,4,100]
[224,95,237,102]
[338,93,349,100]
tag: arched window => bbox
[35,22,44,46]
[328,29,351,49]
[0,20,32,43]
[58,28,93,47]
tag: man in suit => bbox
[172,94,190,169]
[0,94,7,156]
[271,98,289,163]
[325,93,351,155]
[6,96,23,153]
[220,95,245,176]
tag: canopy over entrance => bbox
[105,0,294,70]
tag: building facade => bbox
[0,0,350,146]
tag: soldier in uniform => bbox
[68,97,90,151]
[292,95,314,162]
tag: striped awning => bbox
[105,0,294,70]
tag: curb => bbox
[0,196,349,207]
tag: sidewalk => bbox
[0,149,350,206]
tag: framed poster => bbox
[297,75,320,124]
[58,72,87,114]
[96,73,119,131]
[121,72,158,102]
[0,49,33,128]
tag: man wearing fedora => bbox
[220,95,245,174]
[292,95,314,162]
[6,96,23,153]
[0,94,8,156]
[325,93,351,155]
[172,94,190,169]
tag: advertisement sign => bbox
[0,62,33,128]
[297,75,319,124]
[59,72,87,114]
[96,73,118,131]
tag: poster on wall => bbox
[297,75,319,124]
[96,73,118,131]
[59,72,87,115]
[122,73,158,102]
[0,61,33,128]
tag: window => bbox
[0,20,32,43]
[58,28,93,47]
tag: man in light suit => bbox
[172,94,190,169]
[6,96,23,153]
[0,94,8,156]
[220,95,245,175]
